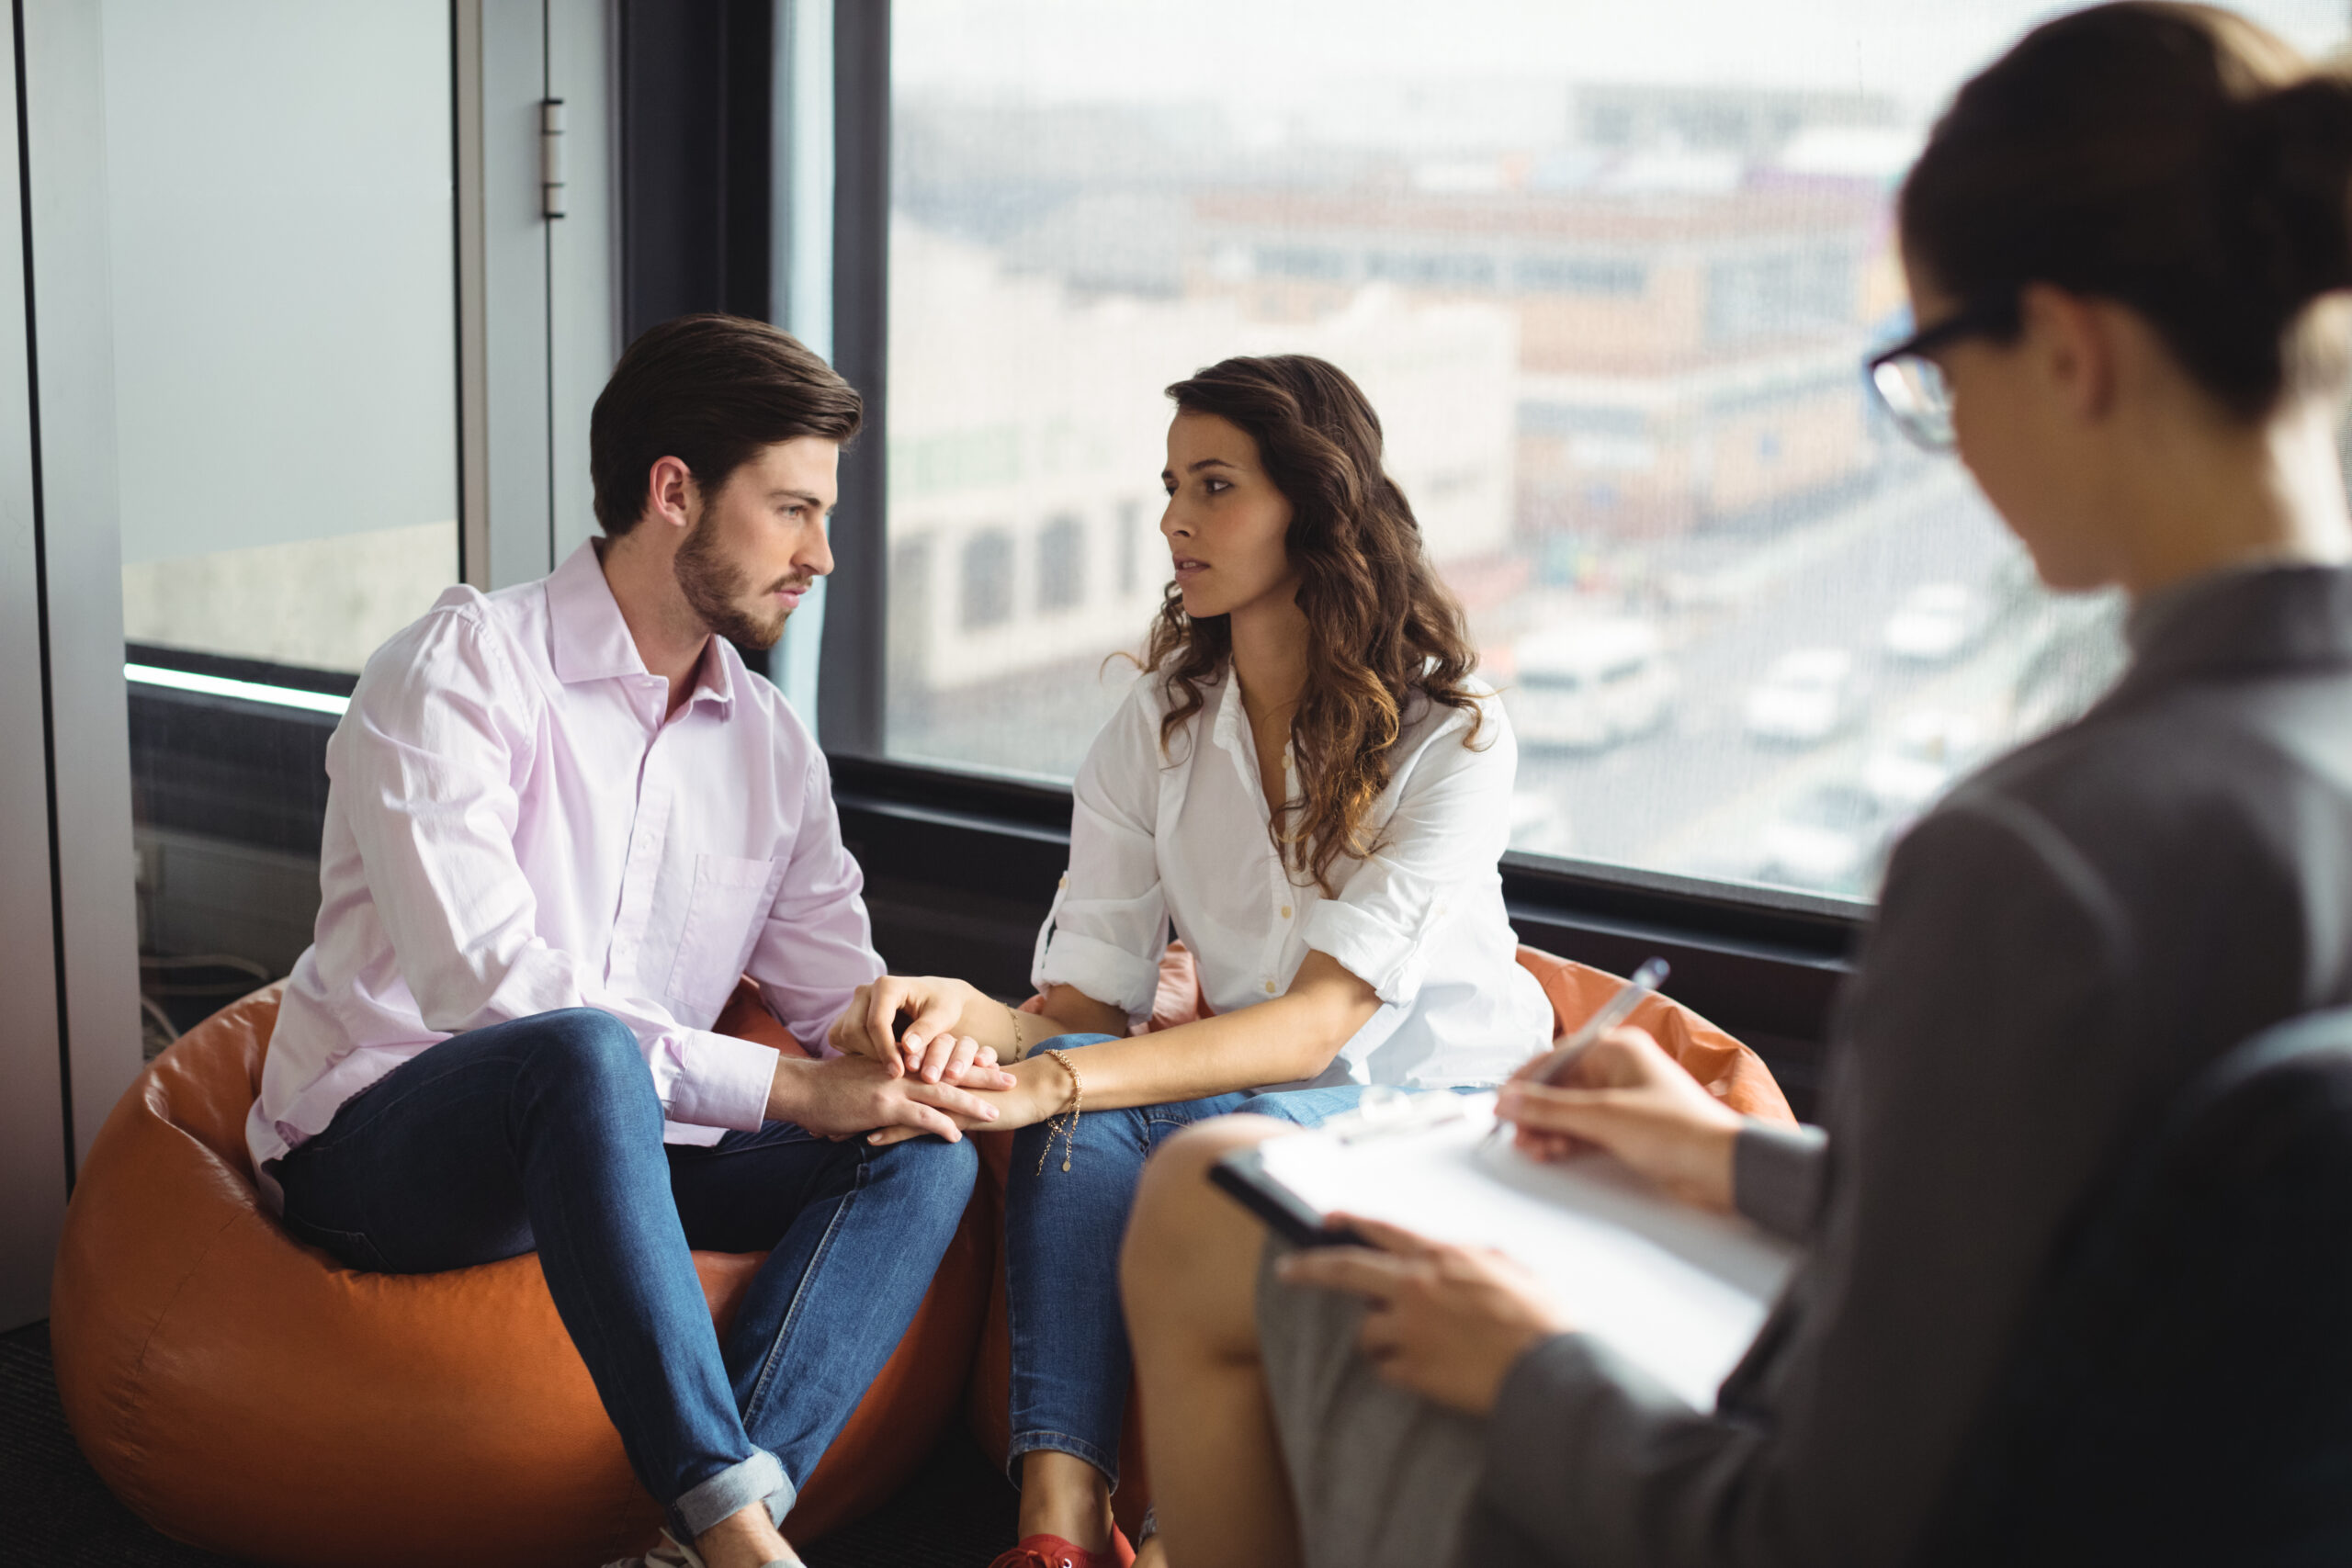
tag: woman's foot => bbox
[1014,1449,1118,1557]
[988,1534,1120,1568]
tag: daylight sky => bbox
[895,0,2350,121]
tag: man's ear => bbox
[2021,282,2116,426]
[644,456,696,534]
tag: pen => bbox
[1484,957,1671,1147]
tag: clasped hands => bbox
[808,975,1067,1146]
[1276,1024,1747,1416]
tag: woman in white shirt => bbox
[831,353,1552,1568]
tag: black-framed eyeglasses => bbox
[1865,295,2018,452]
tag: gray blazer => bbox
[1476,565,2352,1567]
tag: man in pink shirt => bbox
[246,316,1005,1568]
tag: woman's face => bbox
[1904,262,2116,592]
[1160,410,1298,619]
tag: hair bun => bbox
[2231,74,2352,305]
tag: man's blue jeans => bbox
[268,1008,978,1540]
[1002,1033,1369,1488]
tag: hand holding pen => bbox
[1486,957,1751,1213]
[1484,958,1669,1150]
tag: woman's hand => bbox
[864,1050,1074,1146]
[1275,1215,1569,1416]
[830,975,1001,1083]
[1497,1025,1744,1213]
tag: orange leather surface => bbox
[964,941,1799,1524]
[1510,946,1799,1125]
[51,981,989,1566]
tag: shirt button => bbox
[1280,905,1292,919]
[1263,979,1277,994]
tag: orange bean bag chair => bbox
[50,980,991,1568]
[963,942,1799,1536]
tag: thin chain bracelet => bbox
[1035,1047,1084,1174]
[1003,998,1033,1061]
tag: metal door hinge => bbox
[540,98,566,220]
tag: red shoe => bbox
[987,1533,1125,1568]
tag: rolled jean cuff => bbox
[673,1448,794,1539]
[1007,1428,1122,1493]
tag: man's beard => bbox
[673,515,799,652]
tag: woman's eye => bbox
[1204,478,1230,495]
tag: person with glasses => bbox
[1116,6,2352,1563]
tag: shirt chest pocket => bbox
[664,853,786,1018]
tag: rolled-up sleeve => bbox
[1301,698,1515,1007]
[1036,681,1169,1017]
[334,608,775,1134]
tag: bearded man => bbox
[247,316,1002,1568]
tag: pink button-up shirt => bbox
[245,542,881,1201]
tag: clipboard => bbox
[1211,1145,1358,1247]
[1210,1087,1485,1247]
[1211,1090,1799,1411]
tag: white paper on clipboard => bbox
[1257,1092,1798,1411]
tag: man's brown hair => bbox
[589,313,862,536]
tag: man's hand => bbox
[1275,1215,1569,1416]
[862,1049,1068,1147]
[765,1051,1008,1144]
[828,975,998,1084]
[1498,1025,1744,1213]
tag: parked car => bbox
[1744,648,1864,744]
[1863,708,1989,812]
[1506,620,1677,751]
[1882,581,1988,663]
[1757,782,1896,895]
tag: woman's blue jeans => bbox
[1003,1033,1368,1488]
[268,1008,978,1541]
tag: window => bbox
[879,0,2345,902]
[104,0,458,1053]
[108,0,458,677]
[1038,513,1088,610]
[1117,500,1144,595]
[961,529,1016,629]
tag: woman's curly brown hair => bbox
[1144,354,1485,896]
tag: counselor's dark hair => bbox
[1902,2,2352,421]
[1144,354,1484,897]
[589,313,862,536]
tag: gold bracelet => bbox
[1004,999,1032,1061]
[1035,1047,1084,1175]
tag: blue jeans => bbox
[1003,1033,1370,1488]
[269,1008,978,1540]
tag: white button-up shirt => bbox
[246,543,883,1196]
[1035,669,1551,1089]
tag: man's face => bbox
[673,436,839,651]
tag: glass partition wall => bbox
[104,0,459,1053]
[880,0,2346,904]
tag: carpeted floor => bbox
[0,1319,1018,1567]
